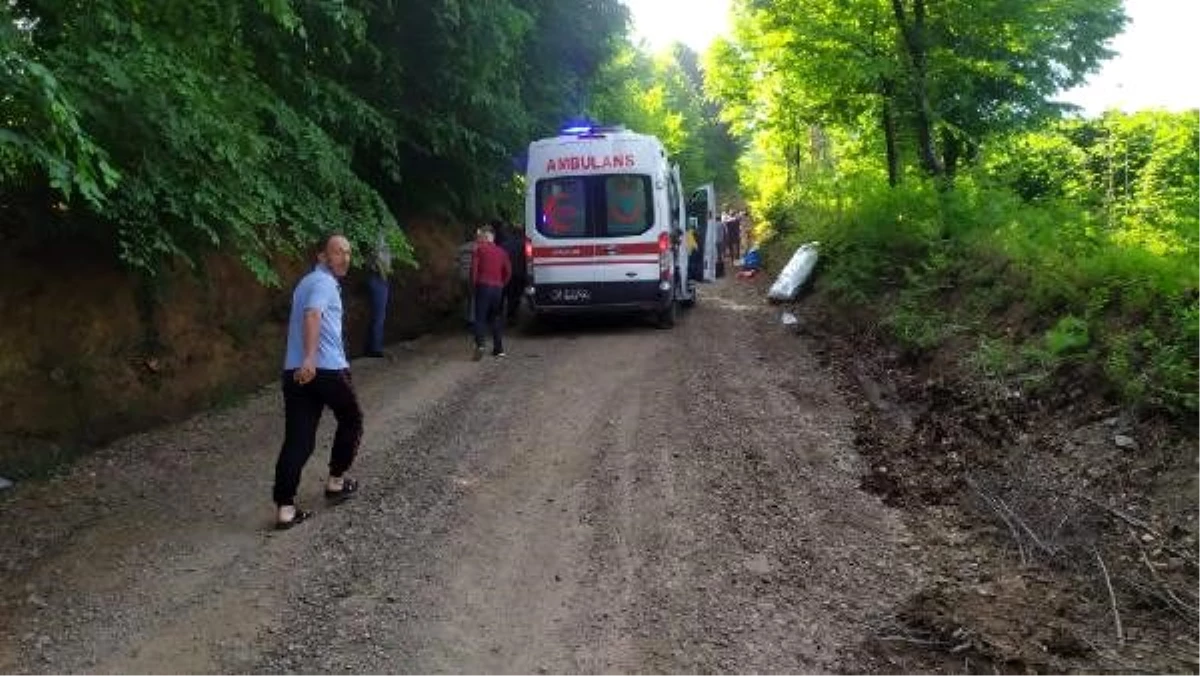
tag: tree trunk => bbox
[941,127,961,181]
[785,141,797,187]
[891,0,943,177]
[881,78,900,187]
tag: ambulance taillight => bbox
[658,232,671,281]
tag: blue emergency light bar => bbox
[558,122,626,136]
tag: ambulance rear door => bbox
[528,173,596,305]
[591,172,661,292]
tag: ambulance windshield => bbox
[536,174,654,239]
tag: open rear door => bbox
[687,184,719,282]
[670,164,694,303]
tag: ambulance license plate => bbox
[550,288,592,303]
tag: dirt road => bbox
[0,276,922,673]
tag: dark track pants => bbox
[473,284,505,354]
[273,368,363,506]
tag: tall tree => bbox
[714,0,1126,183]
[590,41,740,195]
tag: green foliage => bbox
[744,110,1197,415]
[0,4,119,210]
[711,0,1190,416]
[968,337,1022,380]
[1043,316,1090,355]
[765,173,945,299]
[1,0,630,283]
[589,42,742,199]
[885,303,959,352]
[712,0,1125,185]
[985,111,1200,253]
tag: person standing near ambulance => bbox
[457,227,482,331]
[726,210,743,264]
[497,220,526,324]
[272,233,363,530]
[363,227,393,358]
[470,224,512,360]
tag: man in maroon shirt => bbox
[470,224,513,360]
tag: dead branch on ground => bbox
[1093,547,1125,646]
[966,475,1062,560]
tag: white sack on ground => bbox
[767,242,819,301]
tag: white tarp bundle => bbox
[767,242,819,301]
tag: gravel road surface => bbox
[0,276,920,673]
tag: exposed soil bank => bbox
[0,219,464,477]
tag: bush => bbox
[753,116,1198,415]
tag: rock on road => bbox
[0,277,922,674]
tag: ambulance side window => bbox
[601,175,653,237]
[535,178,588,238]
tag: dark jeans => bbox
[473,284,505,354]
[273,368,363,506]
[365,273,389,353]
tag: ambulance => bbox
[522,125,718,327]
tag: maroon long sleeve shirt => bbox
[471,240,512,289]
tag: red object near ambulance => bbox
[522,125,705,328]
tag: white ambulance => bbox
[522,125,715,327]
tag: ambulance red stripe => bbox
[531,246,592,258]
[534,257,659,267]
[532,242,659,257]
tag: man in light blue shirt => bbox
[273,234,363,529]
[283,261,350,371]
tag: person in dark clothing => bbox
[726,213,742,264]
[497,221,526,323]
[470,224,512,360]
[457,228,481,331]
[363,228,393,357]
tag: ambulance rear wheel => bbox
[679,280,695,309]
[519,309,544,334]
[655,299,677,329]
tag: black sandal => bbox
[324,477,360,503]
[274,508,314,531]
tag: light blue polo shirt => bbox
[284,264,349,370]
